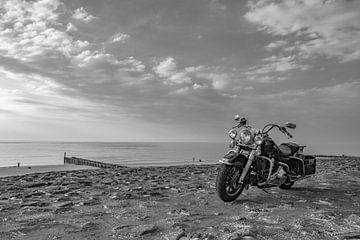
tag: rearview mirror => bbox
[234,114,240,121]
[285,122,296,129]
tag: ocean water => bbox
[0,142,228,167]
[0,141,359,168]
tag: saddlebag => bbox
[287,155,316,176]
[287,157,305,175]
[304,155,316,175]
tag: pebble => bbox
[346,214,360,226]
[55,201,73,208]
[24,182,48,188]
[132,223,159,236]
[112,225,131,233]
[228,233,241,240]
[20,201,49,208]
[241,236,255,240]
[164,230,186,240]
[80,222,98,231]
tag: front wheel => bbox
[216,164,247,202]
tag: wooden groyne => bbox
[64,153,125,169]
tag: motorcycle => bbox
[216,115,316,202]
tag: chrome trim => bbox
[218,151,246,165]
[238,150,255,184]
[277,161,290,173]
[218,159,243,166]
[257,156,274,186]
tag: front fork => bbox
[238,150,255,185]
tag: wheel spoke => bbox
[225,166,243,195]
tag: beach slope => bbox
[0,157,359,240]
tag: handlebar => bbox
[232,122,293,138]
[285,130,293,138]
[262,124,292,138]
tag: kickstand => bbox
[262,188,271,194]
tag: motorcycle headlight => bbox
[239,128,254,145]
[229,129,237,139]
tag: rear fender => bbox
[219,151,248,166]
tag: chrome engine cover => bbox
[268,166,287,185]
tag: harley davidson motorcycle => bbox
[216,115,316,202]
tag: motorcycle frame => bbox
[219,148,304,187]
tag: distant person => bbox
[17,162,20,167]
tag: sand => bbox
[0,157,359,240]
[0,165,98,178]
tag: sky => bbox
[0,0,360,151]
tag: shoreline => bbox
[0,162,214,178]
[1,154,357,178]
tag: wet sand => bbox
[0,157,359,240]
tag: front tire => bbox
[216,164,247,202]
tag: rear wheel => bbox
[216,165,247,202]
[279,177,295,189]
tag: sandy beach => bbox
[0,157,359,240]
[0,165,98,178]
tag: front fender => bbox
[219,151,248,166]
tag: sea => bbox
[0,141,359,168]
[0,142,228,168]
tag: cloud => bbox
[226,81,360,131]
[1,0,61,23]
[71,7,96,23]
[194,72,229,90]
[244,0,360,62]
[110,33,130,43]
[265,40,287,51]
[72,50,121,67]
[58,54,238,124]
[152,57,237,92]
[209,0,227,12]
[66,22,78,32]
[153,57,191,84]
[250,82,360,113]
[72,52,145,74]
[173,86,190,95]
[0,0,89,61]
[119,56,146,73]
[153,57,177,78]
[245,55,309,82]
[192,83,208,90]
[0,66,98,118]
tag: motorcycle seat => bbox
[279,142,300,157]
